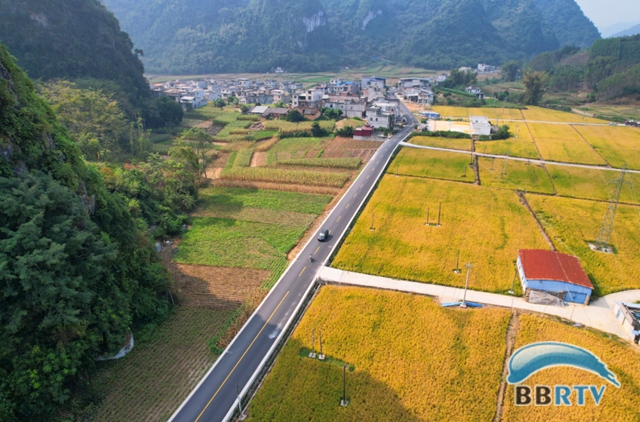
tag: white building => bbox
[325,96,367,118]
[361,76,386,90]
[292,89,324,109]
[469,116,491,136]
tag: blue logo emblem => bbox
[507,342,620,387]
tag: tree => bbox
[214,98,226,108]
[523,71,548,105]
[180,127,217,180]
[285,109,306,122]
[155,96,184,127]
[502,61,520,82]
[336,126,355,137]
[443,68,478,88]
[311,122,327,137]
[240,104,250,114]
[322,107,343,119]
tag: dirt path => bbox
[250,151,266,167]
[493,311,520,422]
[516,192,556,251]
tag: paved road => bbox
[169,98,418,422]
[401,142,640,174]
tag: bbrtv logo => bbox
[507,342,620,406]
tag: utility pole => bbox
[460,261,474,307]
[595,166,627,252]
[319,330,325,360]
[426,208,430,226]
[370,213,375,231]
[340,365,349,407]
[309,329,316,358]
[502,150,510,178]
[453,251,461,274]
[437,203,442,226]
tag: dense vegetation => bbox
[0,45,172,420]
[102,0,600,73]
[527,35,640,101]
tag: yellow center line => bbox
[353,193,358,198]
[299,266,306,277]
[360,183,364,188]
[337,215,342,222]
[346,203,350,209]
[314,246,320,255]
[194,291,290,422]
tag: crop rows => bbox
[277,157,362,169]
[221,167,350,187]
[264,120,335,134]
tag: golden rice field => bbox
[392,148,474,182]
[409,135,472,151]
[527,194,640,295]
[333,176,550,293]
[478,139,540,159]
[546,165,640,204]
[503,314,640,422]
[527,123,608,165]
[433,106,523,120]
[248,286,512,422]
[521,106,604,123]
[574,125,640,170]
[478,158,555,194]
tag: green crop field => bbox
[91,307,236,422]
[478,158,555,194]
[392,147,474,182]
[333,175,549,293]
[527,194,640,295]
[248,286,511,422]
[177,187,332,270]
[265,137,330,163]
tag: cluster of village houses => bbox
[150,63,497,134]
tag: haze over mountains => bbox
[102,0,600,74]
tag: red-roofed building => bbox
[517,249,594,305]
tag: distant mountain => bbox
[101,0,600,74]
[612,23,640,38]
[600,21,640,38]
[0,0,150,110]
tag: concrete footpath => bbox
[319,267,640,341]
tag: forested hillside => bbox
[0,45,171,420]
[0,0,150,112]
[102,0,600,73]
[528,35,640,101]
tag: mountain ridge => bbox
[101,0,600,73]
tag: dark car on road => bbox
[318,229,329,242]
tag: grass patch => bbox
[248,286,511,421]
[198,187,332,215]
[478,158,555,194]
[333,176,549,293]
[391,147,474,182]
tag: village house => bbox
[613,302,640,343]
[361,76,386,90]
[469,116,491,135]
[325,96,367,118]
[292,89,323,109]
[466,86,485,99]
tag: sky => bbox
[574,0,640,31]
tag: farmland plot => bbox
[478,139,540,159]
[575,125,640,170]
[333,176,550,293]
[265,137,330,163]
[521,106,604,123]
[409,135,472,151]
[393,148,474,182]
[527,194,640,295]
[546,165,640,204]
[478,158,555,194]
[528,123,608,165]
[503,314,640,422]
[249,286,511,422]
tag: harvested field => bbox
[250,151,266,167]
[503,314,640,422]
[91,307,236,422]
[322,136,380,162]
[333,175,549,293]
[392,147,473,182]
[335,118,364,129]
[248,286,511,422]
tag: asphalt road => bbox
[169,98,417,422]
